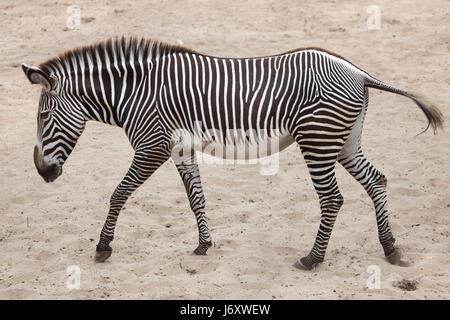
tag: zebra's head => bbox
[22,63,86,183]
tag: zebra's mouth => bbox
[39,163,62,183]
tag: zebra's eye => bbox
[39,111,51,121]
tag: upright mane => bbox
[39,37,198,73]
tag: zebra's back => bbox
[156,49,366,155]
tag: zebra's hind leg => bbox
[293,141,345,270]
[174,154,213,255]
[338,149,406,266]
[95,148,170,262]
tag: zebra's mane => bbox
[39,37,197,73]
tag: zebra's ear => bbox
[22,64,53,91]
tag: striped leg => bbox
[335,87,401,265]
[295,157,344,270]
[291,100,360,270]
[175,155,213,255]
[95,148,170,262]
[338,150,400,264]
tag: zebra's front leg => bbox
[95,149,169,262]
[174,156,213,255]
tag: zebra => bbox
[22,38,443,270]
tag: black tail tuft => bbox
[409,94,444,135]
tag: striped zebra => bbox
[22,38,443,270]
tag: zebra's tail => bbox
[364,76,444,134]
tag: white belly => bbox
[197,132,295,160]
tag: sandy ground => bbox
[0,0,449,300]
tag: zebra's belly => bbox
[196,132,295,160]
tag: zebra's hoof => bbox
[386,248,401,265]
[386,248,410,267]
[293,256,318,271]
[193,241,212,255]
[95,244,112,263]
[95,250,112,262]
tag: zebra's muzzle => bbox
[34,146,62,183]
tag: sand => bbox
[0,0,449,299]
